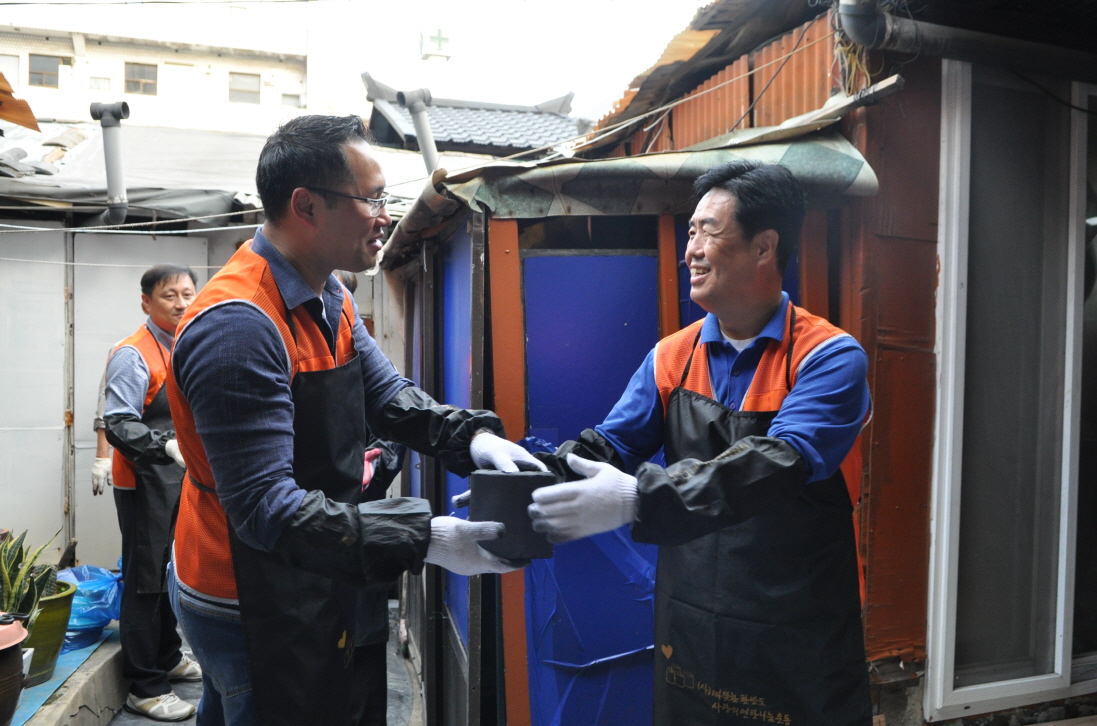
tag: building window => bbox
[927,60,1091,720]
[28,55,60,88]
[229,73,260,104]
[90,76,110,91]
[281,93,302,108]
[125,63,157,95]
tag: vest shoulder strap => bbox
[654,319,711,413]
[742,305,847,412]
[113,324,169,410]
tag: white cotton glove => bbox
[527,454,639,543]
[423,516,524,576]
[453,432,549,509]
[91,457,112,496]
[470,431,548,474]
[164,439,186,469]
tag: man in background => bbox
[104,264,203,722]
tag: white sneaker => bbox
[124,692,196,722]
[166,654,202,682]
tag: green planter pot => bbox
[23,581,76,686]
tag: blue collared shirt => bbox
[595,293,870,482]
[104,317,174,419]
[172,229,413,554]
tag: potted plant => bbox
[0,531,68,686]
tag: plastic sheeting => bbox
[382,132,878,271]
[442,221,474,645]
[522,252,661,726]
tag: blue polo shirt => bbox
[172,229,413,555]
[595,293,870,482]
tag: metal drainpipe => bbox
[396,89,440,174]
[837,0,1097,84]
[89,101,130,225]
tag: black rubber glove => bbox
[104,413,175,466]
[368,386,505,478]
[272,489,433,585]
[631,436,810,547]
[533,428,627,482]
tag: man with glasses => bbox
[166,115,543,726]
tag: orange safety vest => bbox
[653,304,867,601]
[166,240,358,599]
[110,325,171,490]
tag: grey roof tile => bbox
[390,103,579,151]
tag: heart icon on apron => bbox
[661,645,673,659]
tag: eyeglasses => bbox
[307,188,390,217]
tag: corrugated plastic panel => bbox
[752,15,835,128]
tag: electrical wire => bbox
[1013,72,1097,116]
[0,255,226,268]
[0,221,257,234]
[0,207,261,230]
[726,21,813,134]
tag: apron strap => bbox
[186,475,217,495]
[678,329,704,388]
[284,305,298,343]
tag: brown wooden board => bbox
[658,215,681,337]
[486,218,532,726]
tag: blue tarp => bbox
[523,253,661,726]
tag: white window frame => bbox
[926,60,1092,721]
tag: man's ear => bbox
[289,187,317,224]
[753,229,779,266]
[140,293,151,316]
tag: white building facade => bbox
[0,26,308,134]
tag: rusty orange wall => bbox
[841,57,940,664]
[617,14,832,154]
[752,15,837,128]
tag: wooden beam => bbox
[657,215,681,338]
[486,217,531,726]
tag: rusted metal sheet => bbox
[798,208,829,316]
[589,0,824,152]
[664,57,752,151]
[612,14,828,154]
[845,58,941,663]
[752,15,836,129]
[864,348,934,662]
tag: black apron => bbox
[227,308,370,726]
[129,345,185,595]
[653,333,871,726]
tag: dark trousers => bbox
[349,643,388,726]
[115,487,183,698]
